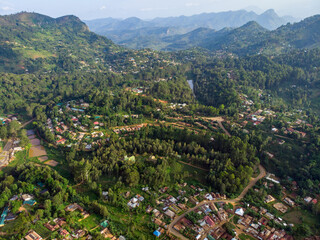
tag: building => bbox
[0,207,8,227]
[265,195,276,204]
[25,230,43,240]
[153,230,161,237]
[235,208,244,217]
[283,197,295,207]
[164,209,175,219]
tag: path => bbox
[178,161,209,172]
[167,164,267,239]
[217,121,231,137]
[21,118,35,128]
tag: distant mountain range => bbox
[0,11,319,74]
[85,9,298,50]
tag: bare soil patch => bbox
[30,138,41,146]
[29,145,47,157]
[38,156,49,162]
[27,129,35,136]
[28,135,36,140]
[44,160,59,167]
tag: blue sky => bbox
[0,0,319,20]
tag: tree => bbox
[0,126,7,139]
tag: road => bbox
[167,164,267,240]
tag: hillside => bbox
[0,12,117,73]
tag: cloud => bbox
[100,5,106,10]
[140,8,154,12]
[186,2,200,7]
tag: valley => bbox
[0,9,320,240]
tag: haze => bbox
[0,0,319,20]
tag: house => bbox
[23,200,37,206]
[53,218,67,227]
[73,229,86,238]
[100,228,114,239]
[0,207,8,227]
[146,206,153,214]
[153,230,161,237]
[266,173,280,184]
[174,223,185,231]
[65,203,84,212]
[164,209,175,219]
[100,220,109,229]
[259,217,268,226]
[56,138,66,145]
[59,229,70,238]
[265,195,276,203]
[273,203,288,213]
[283,197,295,207]
[25,230,43,240]
[22,194,33,201]
[152,209,160,217]
[44,222,59,231]
[204,216,215,227]
[265,152,274,159]
[154,218,165,227]
[85,144,92,150]
[235,208,244,217]
[304,196,313,204]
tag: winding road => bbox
[167,165,267,240]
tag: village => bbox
[0,166,317,240]
[0,89,320,240]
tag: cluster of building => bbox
[0,115,20,126]
[113,124,145,134]
[127,194,145,209]
[44,100,109,148]
[0,192,41,227]
[236,203,293,240]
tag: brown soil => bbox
[29,145,47,157]
[44,160,59,167]
[38,156,49,162]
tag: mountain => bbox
[0,12,117,73]
[85,9,296,50]
[201,14,320,55]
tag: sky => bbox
[0,0,319,20]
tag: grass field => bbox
[283,209,320,225]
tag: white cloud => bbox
[186,3,199,7]
[140,8,154,12]
[100,5,106,10]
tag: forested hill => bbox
[0,12,119,73]
[206,14,320,55]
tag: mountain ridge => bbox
[85,9,297,50]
